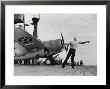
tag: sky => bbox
[24,13,97,65]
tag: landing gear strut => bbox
[45,55,56,65]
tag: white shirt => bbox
[69,41,79,49]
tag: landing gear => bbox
[44,48,57,65]
[44,55,57,65]
[45,59,56,65]
[45,59,51,65]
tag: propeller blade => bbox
[65,44,69,52]
[60,33,69,52]
[61,33,64,47]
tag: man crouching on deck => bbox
[61,37,90,68]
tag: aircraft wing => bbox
[14,27,45,52]
[14,49,44,60]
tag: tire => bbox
[45,59,51,65]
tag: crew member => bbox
[61,37,90,68]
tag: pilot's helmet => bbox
[74,37,77,41]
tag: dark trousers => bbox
[62,48,76,67]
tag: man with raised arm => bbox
[61,37,90,68]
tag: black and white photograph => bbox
[1,0,109,87]
[4,4,106,85]
[14,13,97,76]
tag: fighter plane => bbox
[14,14,66,65]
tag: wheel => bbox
[45,59,51,65]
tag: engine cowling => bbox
[14,42,29,57]
[43,39,63,53]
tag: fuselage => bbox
[14,27,63,60]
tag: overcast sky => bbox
[24,14,97,65]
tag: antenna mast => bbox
[32,14,40,38]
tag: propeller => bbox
[61,32,64,47]
[60,33,69,52]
